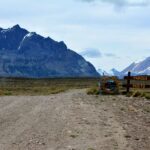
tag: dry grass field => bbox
[0,78,100,96]
[0,77,149,97]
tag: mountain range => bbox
[121,57,150,75]
[97,68,122,77]
[0,25,99,78]
[98,57,150,77]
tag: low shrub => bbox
[4,91,12,96]
[126,92,133,97]
[131,91,150,100]
[0,90,4,95]
[132,91,143,97]
[87,87,99,95]
[144,93,150,100]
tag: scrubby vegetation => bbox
[0,77,100,95]
[0,77,149,97]
[87,87,100,95]
[132,91,144,97]
[132,90,150,100]
[127,90,150,100]
[144,93,150,100]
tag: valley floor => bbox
[0,89,149,150]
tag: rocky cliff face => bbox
[0,25,99,78]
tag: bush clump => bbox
[130,91,150,100]
[87,87,99,95]
[145,93,150,100]
[132,91,143,97]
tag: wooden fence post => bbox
[127,71,131,93]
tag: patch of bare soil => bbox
[0,89,149,150]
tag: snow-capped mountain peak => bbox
[121,57,150,75]
[97,68,121,77]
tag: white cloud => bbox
[105,53,120,58]
[80,48,102,58]
[80,0,150,7]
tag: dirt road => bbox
[0,89,149,150]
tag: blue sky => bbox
[0,0,150,71]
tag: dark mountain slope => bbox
[0,25,99,78]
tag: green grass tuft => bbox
[144,93,150,100]
[132,91,143,97]
[87,87,99,95]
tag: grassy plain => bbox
[0,77,100,95]
[0,77,149,97]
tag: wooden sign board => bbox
[124,72,150,92]
[123,84,150,89]
[124,76,150,81]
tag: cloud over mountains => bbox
[80,48,102,58]
[80,49,119,59]
[80,0,149,7]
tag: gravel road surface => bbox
[0,89,149,150]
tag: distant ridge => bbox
[121,57,150,75]
[97,57,150,78]
[0,25,99,78]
